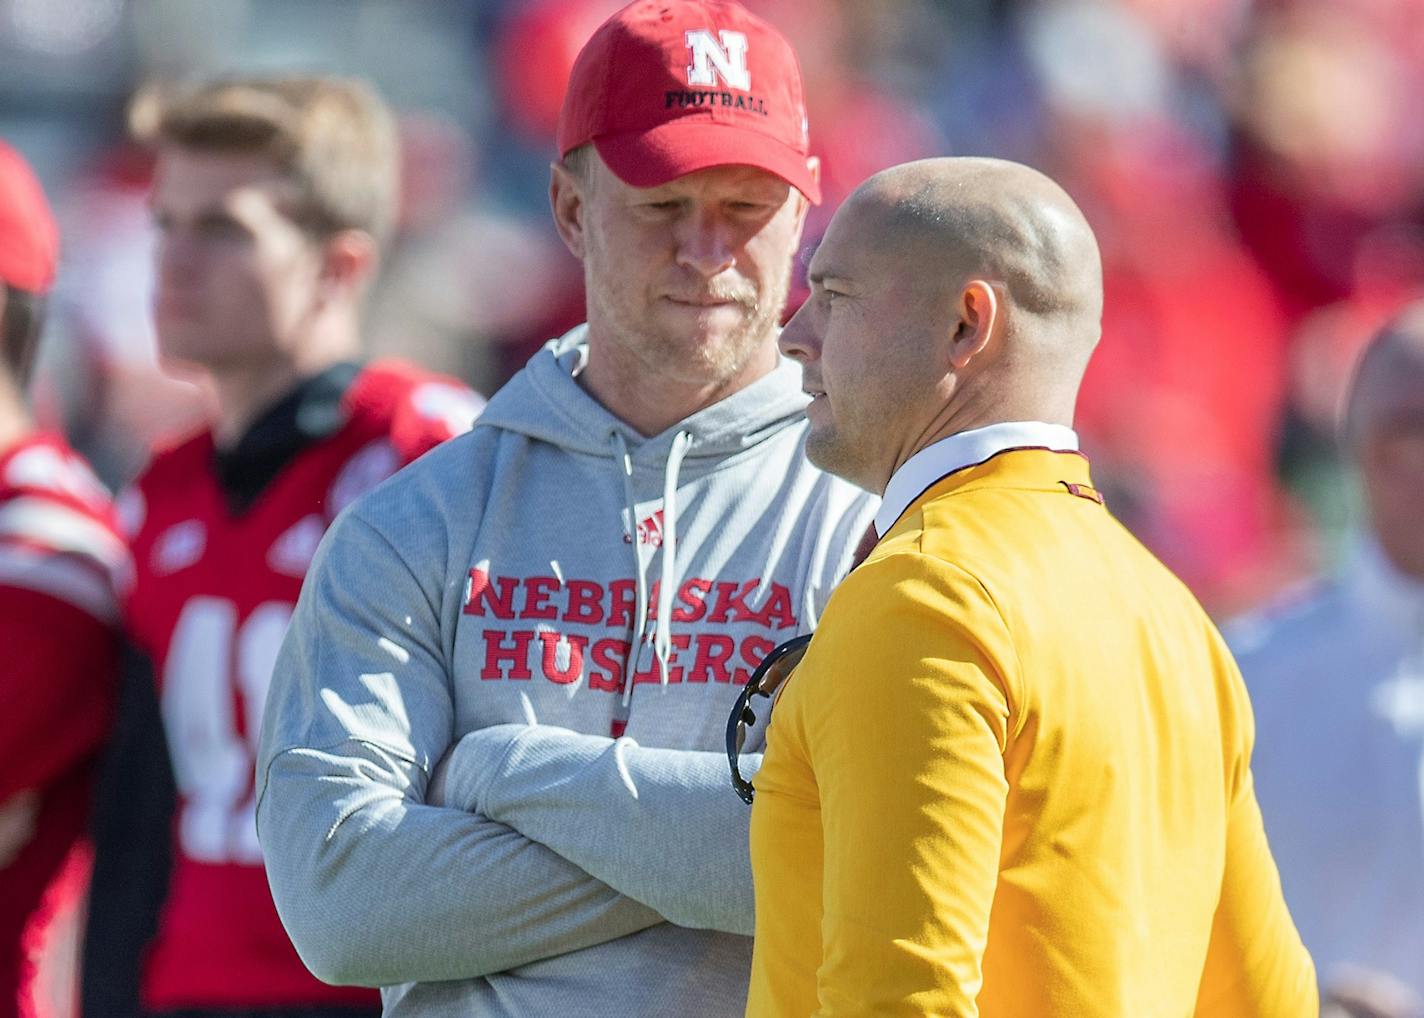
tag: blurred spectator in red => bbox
[1022,0,1298,611]
[37,143,210,488]
[1228,2,1424,324]
[1234,0,1424,564]
[785,0,944,314]
[768,0,943,211]
[1070,123,1297,610]
[496,0,626,144]
[0,140,126,1018]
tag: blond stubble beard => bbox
[583,245,793,390]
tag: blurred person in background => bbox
[38,141,212,491]
[79,76,483,1018]
[0,141,126,1018]
[1230,302,1424,1007]
[255,1,875,1015]
[1227,3,1423,326]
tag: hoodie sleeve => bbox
[255,506,662,988]
[440,724,759,936]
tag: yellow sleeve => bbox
[1193,769,1318,1016]
[803,552,1015,1017]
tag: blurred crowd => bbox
[3,0,1422,613]
[2,1,1423,1016]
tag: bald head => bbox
[779,157,1106,493]
[850,157,1103,356]
[1346,302,1424,446]
[1345,301,1424,580]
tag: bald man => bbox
[740,158,1317,1016]
[1231,305,1424,1009]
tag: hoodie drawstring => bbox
[610,429,691,706]
[654,430,692,685]
[611,432,647,707]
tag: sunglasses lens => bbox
[762,644,808,693]
[728,634,814,803]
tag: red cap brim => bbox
[0,143,58,293]
[594,120,821,204]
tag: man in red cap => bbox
[0,142,128,1017]
[256,2,874,1016]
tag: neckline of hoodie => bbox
[483,328,811,460]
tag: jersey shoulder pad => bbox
[0,433,128,620]
[347,359,485,464]
[1,432,112,514]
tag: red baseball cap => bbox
[558,0,821,203]
[0,141,58,294]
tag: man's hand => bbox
[1323,966,1423,1018]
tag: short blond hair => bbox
[134,75,399,243]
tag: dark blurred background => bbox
[4,0,1423,615]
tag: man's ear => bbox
[949,278,1000,370]
[549,161,588,261]
[803,156,821,207]
[317,229,378,302]
[790,156,821,234]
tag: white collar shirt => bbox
[873,421,1081,538]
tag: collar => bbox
[1342,536,1424,638]
[874,421,1080,537]
[212,361,361,515]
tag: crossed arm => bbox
[435,722,761,936]
[255,510,666,986]
[256,503,761,988]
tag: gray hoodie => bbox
[256,329,876,1016]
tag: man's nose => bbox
[156,233,199,286]
[675,210,736,278]
[778,299,816,363]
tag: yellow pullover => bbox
[748,449,1316,1017]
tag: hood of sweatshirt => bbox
[475,326,812,469]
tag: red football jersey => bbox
[121,361,481,1010]
[0,431,125,1018]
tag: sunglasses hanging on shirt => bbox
[726,633,813,804]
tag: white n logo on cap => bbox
[685,29,751,91]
